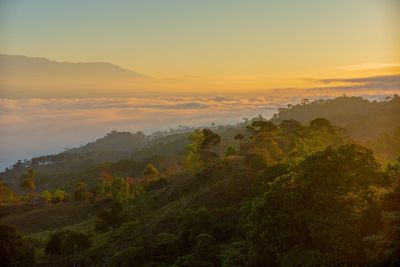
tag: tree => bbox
[93,178,111,200]
[246,144,384,266]
[186,129,221,172]
[96,201,127,231]
[45,231,68,255]
[177,208,213,251]
[150,233,178,264]
[143,163,159,180]
[225,145,238,157]
[257,163,290,184]
[73,182,88,201]
[200,128,221,150]
[243,153,267,171]
[246,119,277,134]
[0,176,3,203]
[371,157,400,265]
[21,178,35,193]
[145,177,168,191]
[0,225,35,266]
[382,156,400,211]
[279,119,303,134]
[0,178,17,203]
[219,242,248,267]
[234,133,245,143]
[45,230,91,256]
[111,177,130,201]
[21,169,36,193]
[52,189,69,203]
[172,255,209,267]
[212,207,241,242]
[193,233,221,266]
[40,190,52,203]
[60,231,91,255]
[186,129,206,172]
[309,117,334,133]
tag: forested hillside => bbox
[1,96,399,266]
[273,95,400,140]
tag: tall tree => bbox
[73,182,88,201]
[186,128,221,172]
[21,169,36,193]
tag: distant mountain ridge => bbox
[0,54,150,97]
[0,54,145,78]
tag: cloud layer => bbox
[1,87,398,170]
[0,96,290,169]
[315,74,400,91]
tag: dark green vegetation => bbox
[0,95,399,266]
[273,95,400,141]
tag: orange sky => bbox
[0,0,399,95]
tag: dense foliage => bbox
[0,96,399,266]
[0,225,34,266]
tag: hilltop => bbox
[272,95,400,140]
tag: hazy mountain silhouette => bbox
[0,54,146,78]
[0,54,150,97]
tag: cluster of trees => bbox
[3,229,93,267]
[100,140,399,266]
[0,177,18,203]
[0,170,41,204]
[272,95,400,158]
[95,117,399,266]
[247,144,389,266]
[39,189,70,203]
[1,162,162,207]
[92,163,161,202]
[0,169,70,204]
[104,207,244,266]
[184,116,344,175]
[93,163,166,231]
[369,127,400,161]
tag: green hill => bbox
[1,96,399,266]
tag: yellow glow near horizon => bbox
[0,0,399,95]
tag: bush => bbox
[95,201,127,231]
[60,231,91,255]
[45,231,68,255]
[45,230,91,256]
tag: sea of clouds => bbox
[0,95,293,170]
[0,92,395,170]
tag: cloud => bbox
[314,74,400,91]
[0,96,286,169]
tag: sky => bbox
[0,0,399,169]
[1,0,399,83]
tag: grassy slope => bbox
[0,202,93,234]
